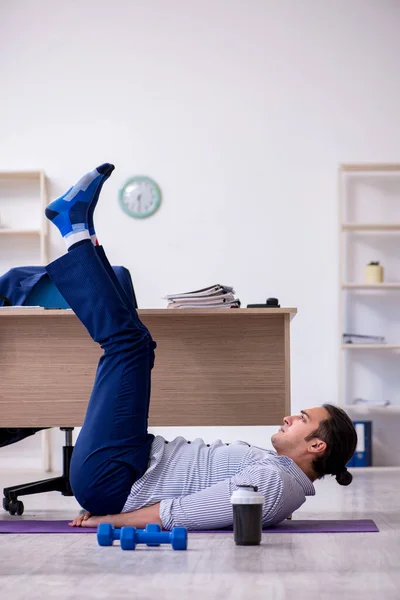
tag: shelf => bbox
[342,223,400,232]
[345,404,400,412]
[342,283,400,290]
[342,344,400,350]
[0,171,43,180]
[0,229,41,236]
[339,163,400,410]
[340,164,400,173]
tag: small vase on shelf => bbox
[365,261,383,284]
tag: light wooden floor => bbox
[0,467,399,600]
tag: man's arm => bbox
[160,465,287,530]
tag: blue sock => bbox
[45,163,114,250]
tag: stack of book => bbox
[164,285,241,309]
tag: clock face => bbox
[119,176,161,219]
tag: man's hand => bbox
[68,503,162,529]
[69,512,107,528]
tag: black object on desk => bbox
[247,298,280,308]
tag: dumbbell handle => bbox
[135,530,171,545]
[107,525,159,542]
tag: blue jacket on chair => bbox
[0,267,47,307]
[0,265,137,309]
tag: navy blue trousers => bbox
[46,242,156,515]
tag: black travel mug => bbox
[231,484,264,545]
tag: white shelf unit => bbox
[338,163,400,413]
[0,171,51,470]
[0,171,48,264]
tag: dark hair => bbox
[304,404,357,486]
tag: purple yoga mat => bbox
[0,519,379,534]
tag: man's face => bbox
[271,406,330,459]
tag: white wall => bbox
[1,0,400,470]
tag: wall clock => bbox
[119,175,161,219]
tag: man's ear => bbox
[308,439,327,455]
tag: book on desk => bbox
[164,284,241,309]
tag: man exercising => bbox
[38,164,357,530]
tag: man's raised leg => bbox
[46,242,155,515]
[45,165,156,515]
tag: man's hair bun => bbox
[335,469,353,486]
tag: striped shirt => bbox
[122,435,315,530]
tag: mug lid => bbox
[231,484,264,505]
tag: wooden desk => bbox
[0,308,296,427]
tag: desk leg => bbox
[284,313,291,416]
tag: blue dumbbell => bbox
[97,523,187,550]
[131,525,187,550]
[97,523,138,550]
[97,523,160,549]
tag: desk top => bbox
[0,307,297,320]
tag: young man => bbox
[42,163,357,531]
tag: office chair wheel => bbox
[7,500,24,516]
[2,497,10,512]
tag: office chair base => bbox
[2,428,75,516]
